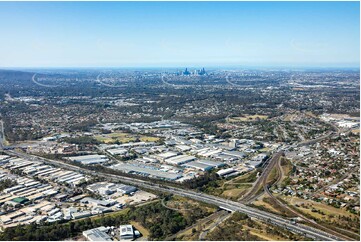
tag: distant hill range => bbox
[0,69,35,83]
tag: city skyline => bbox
[0,1,359,68]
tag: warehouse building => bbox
[175,145,192,152]
[80,197,117,207]
[119,225,135,240]
[216,168,240,178]
[87,182,137,195]
[183,161,213,171]
[164,155,196,166]
[111,164,182,181]
[11,197,29,205]
[72,211,92,219]
[68,155,109,165]
[106,148,128,156]
[83,226,112,241]
[197,159,226,168]
[156,151,178,161]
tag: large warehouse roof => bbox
[111,163,182,180]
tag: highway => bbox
[4,149,343,241]
[0,119,4,149]
[241,152,283,203]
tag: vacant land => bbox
[206,212,307,241]
[279,195,360,236]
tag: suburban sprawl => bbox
[0,68,359,241]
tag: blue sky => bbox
[0,1,359,68]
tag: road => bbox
[198,211,231,240]
[0,119,4,149]
[240,152,283,203]
[297,131,335,147]
[4,149,343,241]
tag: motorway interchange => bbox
[5,149,346,241]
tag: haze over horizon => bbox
[0,1,359,68]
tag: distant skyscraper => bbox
[199,68,206,75]
[183,68,191,76]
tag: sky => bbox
[0,1,359,68]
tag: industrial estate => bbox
[0,1,359,241]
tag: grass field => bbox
[94,132,160,144]
[252,194,288,216]
[266,167,279,184]
[284,196,357,219]
[228,114,268,122]
[231,170,259,183]
[221,184,252,199]
[205,211,307,241]
[165,195,217,215]
[130,221,150,238]
[279,157,293,185]
[245,224,291,241]
[280,158,293,175]
[205,171,259,200]
[259,147,271,152]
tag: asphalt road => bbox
[5,149,343,241]
[198,211,231,240]
[0,120,4,149]
[241,152,283,203]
